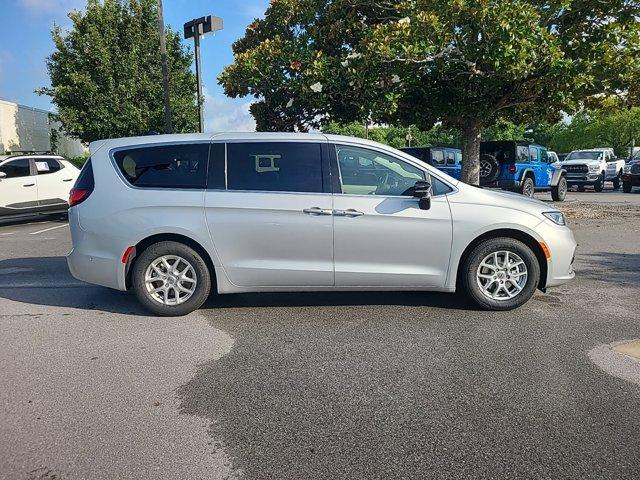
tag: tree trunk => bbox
[460,119,482,185]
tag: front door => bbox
[0,158,38,216]
[205,141,334,287]
[34,157,75,210]
[331,144,453,288]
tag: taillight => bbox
[69,158,94,207]
[508,164,517,173]
[69,188,91,207]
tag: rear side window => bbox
[74,158,94,189]
[113,143,209,189]
[0,158,31,178]
[35,158,62,174]
[227,142,323,193]
[431,149,445,165]
[445,150,456,165]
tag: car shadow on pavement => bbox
[0,256,149,316]
[0,257,478,313]
[205,290,476,311]
[0,213,68,227]
[577,251,640,285]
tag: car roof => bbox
[89,132,441,153]
[571,148,612,152]
[0,153,65,163]
[481,140,545,148]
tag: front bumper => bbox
[622,174,640,186]
[565,173,601,184]
[536,220,577,288]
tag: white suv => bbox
[0,154,79,219]
[67,133,577,316]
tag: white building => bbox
[0,99,85,158]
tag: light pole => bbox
[184,15,223,133]
[157,0,172,134]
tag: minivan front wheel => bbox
[462,238,540,311]
[132,241,211,316]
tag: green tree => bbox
[220,0,639,184]
[548,108,640,158]
[38,0,197,143]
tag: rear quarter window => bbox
[113,143,209,189]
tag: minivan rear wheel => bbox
[132,241,211,316]
[462,237,540,311]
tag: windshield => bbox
[566,151,602,161]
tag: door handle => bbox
[303,207,332,216]
[63,178,73,182]
[23,183,35,187]
[334,209,364,217]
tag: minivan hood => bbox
[453,182,553,218]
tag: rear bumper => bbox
[66,208,127,291]
[498,179,521,189]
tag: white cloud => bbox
[203,89,256,132]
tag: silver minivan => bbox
[67,133,576,316]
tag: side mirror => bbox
[413,180,432,210]
[0,171,6,180]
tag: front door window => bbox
[335,145,425,196]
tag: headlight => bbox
[624,165,631,174]
[543,211,566,226]
[588,164,599,172]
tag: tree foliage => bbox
[549,108,640,157]
[39,0,198,143]
[220,0,640,184]
[322,122,459,148]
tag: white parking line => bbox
[29,223,69,235]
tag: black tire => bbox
[131,241,212,316]
[623,181,632,193]
[518,176,535,197]
[593,172,605,192]
[551,176,567,201]
[462,237,540,311]
[612,173,621,190]
[577,185,585,192]
[479,154,500,184]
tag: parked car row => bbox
[402,141,568,201]
[402,143,635,198]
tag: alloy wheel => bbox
[144,255,198,305]
[476,250,528,301]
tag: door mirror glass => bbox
[413,180,432,210]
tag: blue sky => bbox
[0,0,270,131]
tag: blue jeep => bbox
[400,146,462,180]
[479,141,567,201]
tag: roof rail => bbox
[5,150,54,155]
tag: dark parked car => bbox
[622,153,640,193]
[400,146,462,179]
[479,141,567,201]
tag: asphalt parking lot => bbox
[1,189,639,480]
